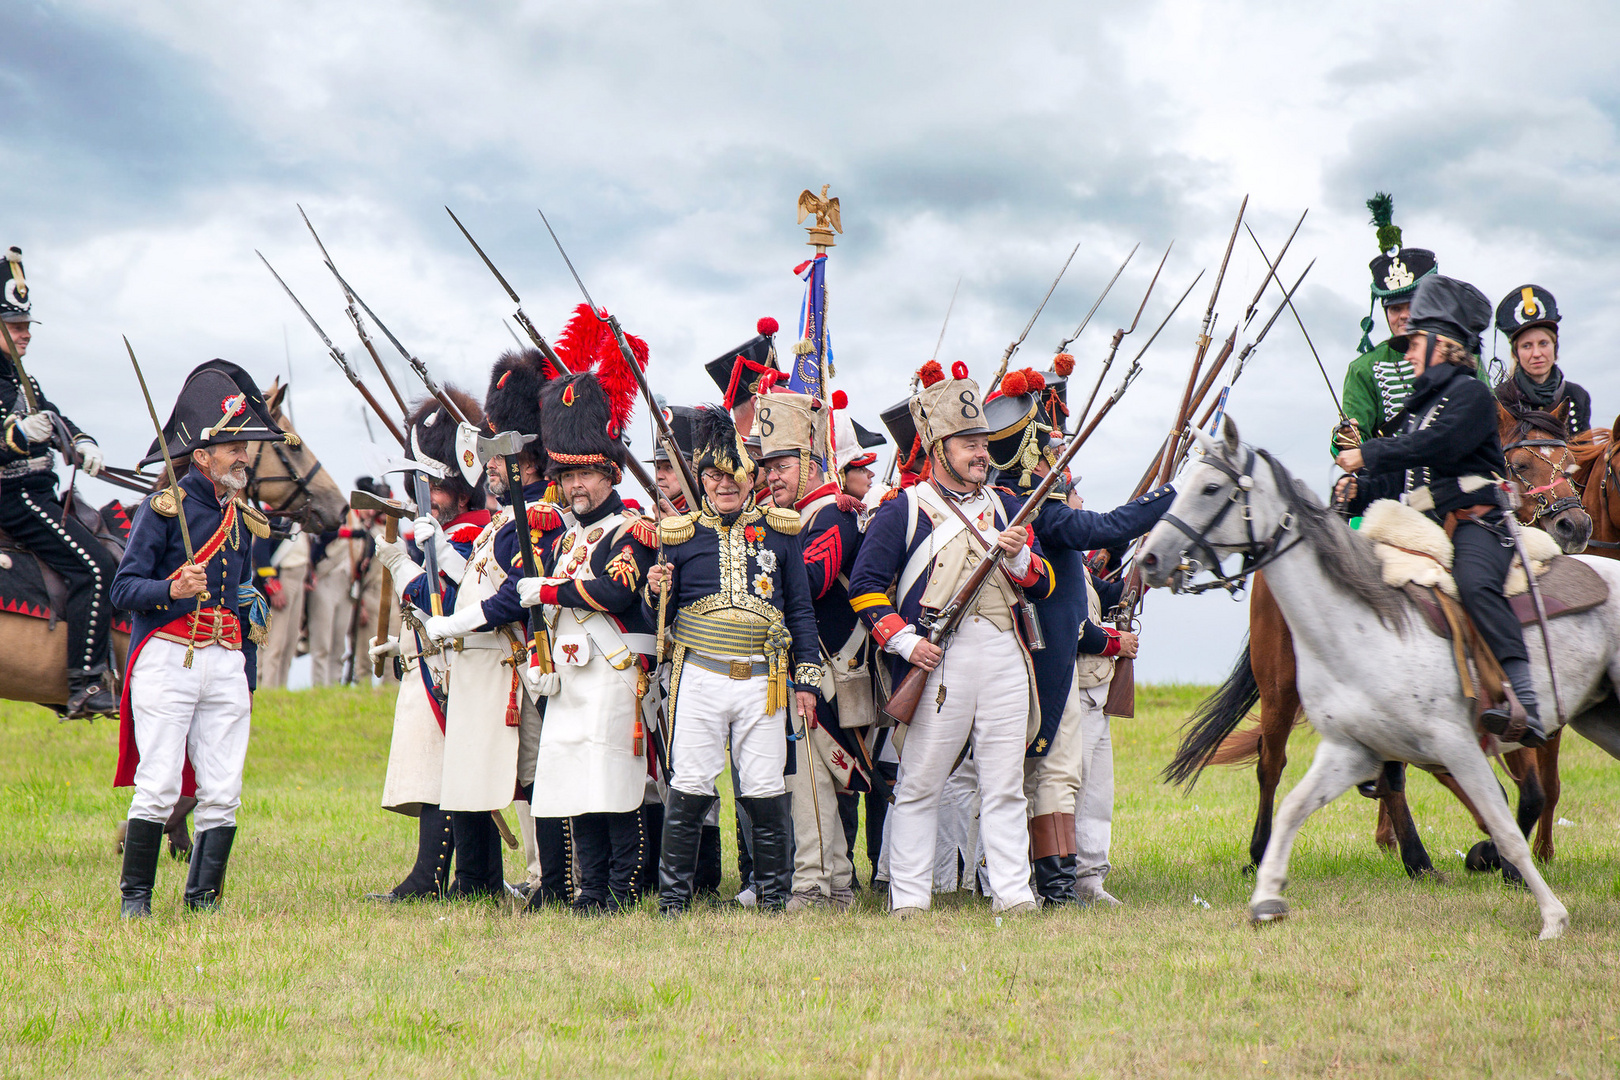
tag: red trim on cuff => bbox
[1101,627,1122,658]
[871,612,907,647]
[1012,555,1042,588]
[540,583,560,606]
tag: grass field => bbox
[3,684,1618,1079]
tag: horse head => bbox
[246,379,349,533]
[1498,403,1590,553]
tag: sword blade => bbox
[1243,208,1308,328]
[1246,224,1342,418]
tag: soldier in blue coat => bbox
[112,360,284,918]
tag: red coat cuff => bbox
[540,582,560,606]
[1100,627,1122,658]
[871,612,908,648]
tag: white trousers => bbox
[788,724,853,895]
[306,554,353,687]
[1023,676,1103,819]
[667,663,786,798]
[127,639,253,832]
[886,615,1034,911]
[1073,701,1114,884]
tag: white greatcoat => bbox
[439,509,521,813]
[379,637,450,816]
[531,510,653,817]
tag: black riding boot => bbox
[366,805,453,902]
[120,817,164,918]
[569,815,613,915]
[66,665,117,718]
[1482,658,1548,749]
[735,798,756,896]
[639,802,664,898]
[184,826,237,911]
[606,810,646,911]
[739,794,793,912]
[1033,855,1078,906]
[447,812,504,899]
[523,816,571,910]
[658,790,716,916]
[695,825,722,898]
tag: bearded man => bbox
[111,361,282,917]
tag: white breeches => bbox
[1072,701,1114,882]
[1023,675,1103,818]
[127,639,252,832]
[667,663,786,798]
[886,615,1034,911]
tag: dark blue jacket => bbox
[112,468,260,689]
[536,492,657,637]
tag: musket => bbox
[1056,243,1137,355]
[1245,224,1344,421]
[1174,197,1248,459]
[445,206,567,372]
[987,241,1080,396]
[1193,258,1316,432]
[502,319,525,350]
[256,252,408,448]
[298,205,410,417]
[1069,243,1171,437]
[1501,497,1565,725]
[881,391,1098,725]
[536,205,701,511]
[125,336,206,669]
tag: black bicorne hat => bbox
[140,359,288,468]
[1389,275,1492,357]
[541,371,627,480]
[705,317,781,410]
[1,247,33,324]
[984,368,1065,488]
[646,403,699,464]
[1495,284,1561,342]
[484,348,553,468]
[409,387,485,505]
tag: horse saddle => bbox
[1358,499,1563,599]
[0,492,131,631]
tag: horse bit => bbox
[1157,445,1301,597]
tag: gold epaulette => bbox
[623,513,658,548]
[764,506,801,535]
[150,488,184,517]
[237,499,271,539]
[659,512,696,545]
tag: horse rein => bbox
[1582,436,1620,550]
[1158,445,1303,596]
[1501,432,1582,525]
[244,425,326,519]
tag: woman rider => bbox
[1334,275,1547,749]
[1492,284,1590,436]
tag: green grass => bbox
[3,685,1619,1078]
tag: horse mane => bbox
[1254,448,1409,631]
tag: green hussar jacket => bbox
[1333,340,1489,458]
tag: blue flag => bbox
[790,253,832,399]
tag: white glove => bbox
[373,536,426,603]
[412,514,438,546]
[16,412,52,444]
[368,636,401,661]
[74,437,104,476]
[521,665,562,700]
[423,604,487,643]
[517,576,566,608]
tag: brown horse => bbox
[1174,402,1592,880]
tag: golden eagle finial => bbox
[796,185,842,248]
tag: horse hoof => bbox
[1465,841,1501,873]
[1242,863,1257,877]
[1249,899,1288,925]
[1539,912,1569,941]
[1500,860,1528,891]
[1404,862,1440,881]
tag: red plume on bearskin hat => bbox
[552,303,646,438]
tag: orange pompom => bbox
[1000,370,1029,397]
[1023,368,1046,392]
[831,389,848,410]
[917,360,945,387]
[1053,353,1075,376]
[951,361,969,380]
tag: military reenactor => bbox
[415,350,563,900]
[756,387,872,912]
[515,353,661,914]
[364,389,489,902]
[305,508,362,686]
[847,360,1051,918]
[0,246,119,717]
[112,360,282,916]
[649,402,699,515]
[834,414,886,505]
[1336,275,1549,748]
[644,406,822,915]
[251,526,309,689]
[982,366,1172,906]
[1492,285,1590,435]
[705,317,782,437]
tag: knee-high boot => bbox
[367,805,454,902]
[184,826,237,911]
[606,809,646,911]
[524,816,572,911]
[447,812,503,899]
[695,824,722,897]
[658,790,716,915]
[739,794,793,912]
[569,815,612,914]
[120,818,165,918]
[639,802,664,897]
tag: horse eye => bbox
[1202,482,1222,496]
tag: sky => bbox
[4,0,1618,682]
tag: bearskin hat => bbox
[541,372,628,481]
[409,386,485,507]
[484,348,554,469]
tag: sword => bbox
[1501,490,1565,725]
[988,241,1080,395]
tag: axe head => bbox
[375,454,448,480]
[350,489,412,519]
[455,421,484,487]
[476,429,537,467]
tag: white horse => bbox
[1139,418,1620,940]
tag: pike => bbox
[987,241,1080,395]
[1068,243,1172,437]
[255,251,408,448]
[1056,243,1137,355]
[445,206,567,373]
[125,336,205,669]
[536,205,702,512]
[1245,224,1344,421]
[297,205,410,417]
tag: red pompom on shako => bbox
[757,316,780,336]
[1000,370,1029,397]
[1023,368,1046,392]
[917,360,945,387]
[1053,353,1075,376]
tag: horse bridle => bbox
[245,433,326,520]
[1583,436,1620,550]
[1157,445,1302,596]
[1501,432,1582,525]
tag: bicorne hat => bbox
[645,402,699,464]
[705,317,782,411]
[140,359,288,468]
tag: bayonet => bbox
[1243,209,1308,328]
[446,206,566,372]
[256,251,408,447]
[297,205,411,417]
[1069,242,1171,436]
[1057,243,1137,354]
[1191,259,1317,434]
[502,319,525,350]
[989,240,1080,394]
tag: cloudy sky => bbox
[5,0,1618,681]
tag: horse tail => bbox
[1208,725,1263,767]
[1162,636,1261,790]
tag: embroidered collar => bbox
[794,481,840,512]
